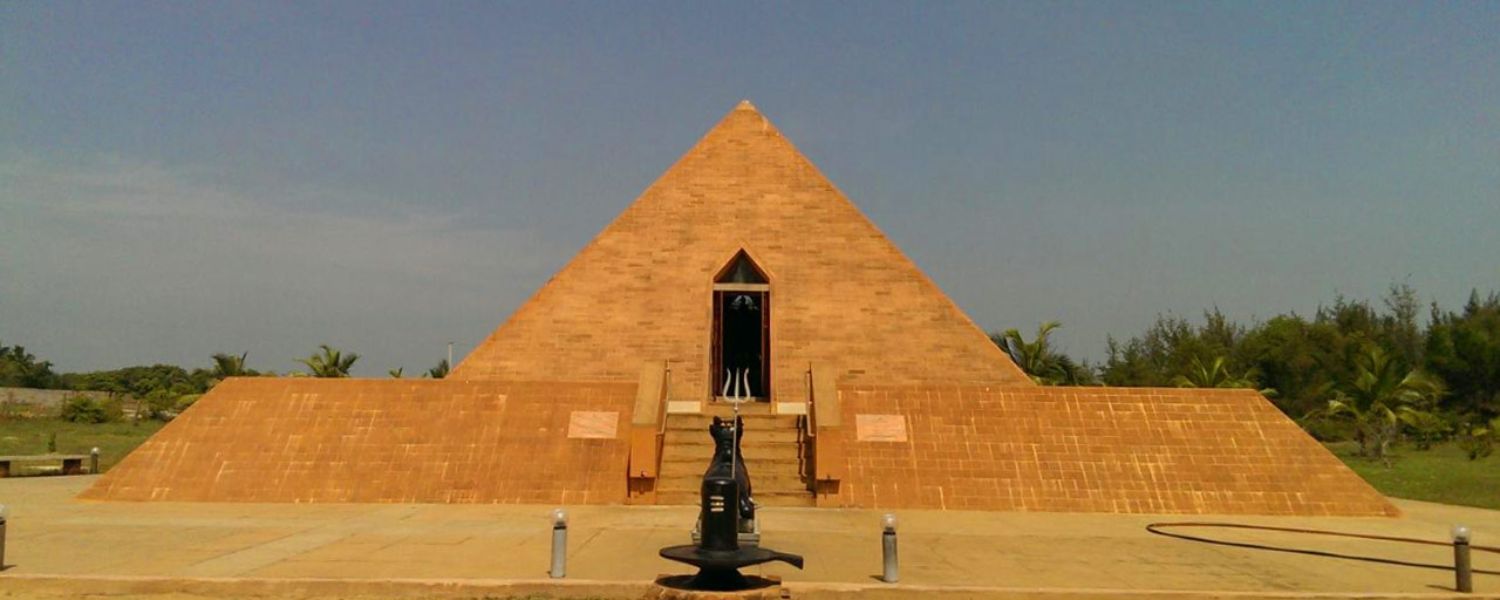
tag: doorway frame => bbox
[709,249,773,402]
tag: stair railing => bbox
[628,361,672,502]
[804,363,845,505]
[656,366,672,436]
[798,367,817,492]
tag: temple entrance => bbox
[712,251,769,401]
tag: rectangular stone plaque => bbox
[666,400,702,414]
[567,411,619,439]
[856,414,908,442]
[774,402,808,415]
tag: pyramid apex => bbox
[735,99,759,111]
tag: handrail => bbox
[628,360,672,485]
[796,365,814,493]
[805,362,845,497]
[804,366,817,437]
[656,365,672,435]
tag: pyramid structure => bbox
[454,100,1032,398]
[83,102,1396,516]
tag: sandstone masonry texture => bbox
[453,100,1033,398]
[828,385,1396,516]
[81,102,1396,516]
[81,378,635,503]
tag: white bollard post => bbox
[1454,524,1473,593]
[550,508,568,578]
[882,513,899,583]
[90,447,100,474]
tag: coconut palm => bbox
[426,359,449,379]
[993,322,1087,385]
[1318,345,1443,460]
[298,345,359,378]
[211,352,249,379]
[1171,356,1260,388]
[388,367,404,378]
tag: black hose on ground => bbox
[1146,521,1500,576]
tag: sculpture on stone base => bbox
[658,415,802,591]
[710,416,754,527]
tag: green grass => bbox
[0,418,164,474]
[1328,441,1500,510]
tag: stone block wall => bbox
[822,385,1396,516]
[0,387,117,417]
[80,378,638,504]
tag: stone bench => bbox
[0,454,89,477]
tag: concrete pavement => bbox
[1,476,1498,598]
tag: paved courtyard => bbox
[1,476,1497,598]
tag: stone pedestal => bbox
[643,575,786,600]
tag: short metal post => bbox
[550,508,567,579]
[1454,525,1472,593]
[90,447,100,474]
[1,503,10,569]
[881,513,899,583]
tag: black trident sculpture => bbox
[658,416,803,590]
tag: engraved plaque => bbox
[567,411,619,439]
[856,414,908,442]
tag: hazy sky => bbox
[3,2,1497,376]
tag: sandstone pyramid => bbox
[453,100,1033,398]
[82,102,1395,517]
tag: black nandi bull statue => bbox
[706,415,756,526]
[658,414,801,591]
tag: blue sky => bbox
[2,2,1497,376]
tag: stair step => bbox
[660,455,800,467]
[700,402,777,415]
[663,468,810,486]
[660,463,802,479]
[667,412,800,426]
[654,479,811,492]
[665,429,800,444]
[664,423,801,435]
[653,401,812,508]
[658,486,809,498]
[655,490,814,508]
[661,446,802,462]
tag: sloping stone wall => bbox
[80,377,637,504]
[825,385,1396,516]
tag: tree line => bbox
[6,285,1496,459]
[994,285,1499,461]
[0,342,450,421]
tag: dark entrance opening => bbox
[712,252,769,400]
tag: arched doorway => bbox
[712,251,769,401]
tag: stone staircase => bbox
[655,402,814,507]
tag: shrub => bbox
[174,394,202,413]
[1299,415,1355,442]
[59,395,113,423]
[1456,418,1497,461]
[141,389,177,421]
[1400,410,1454,451]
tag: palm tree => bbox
[388,367,404,378]
[298,345,359,378]
[994,321,1071,385]
[1171,356,1258,388]
[426,359,449,379]
[211,352,249,379]
[1318,345,1442,461]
